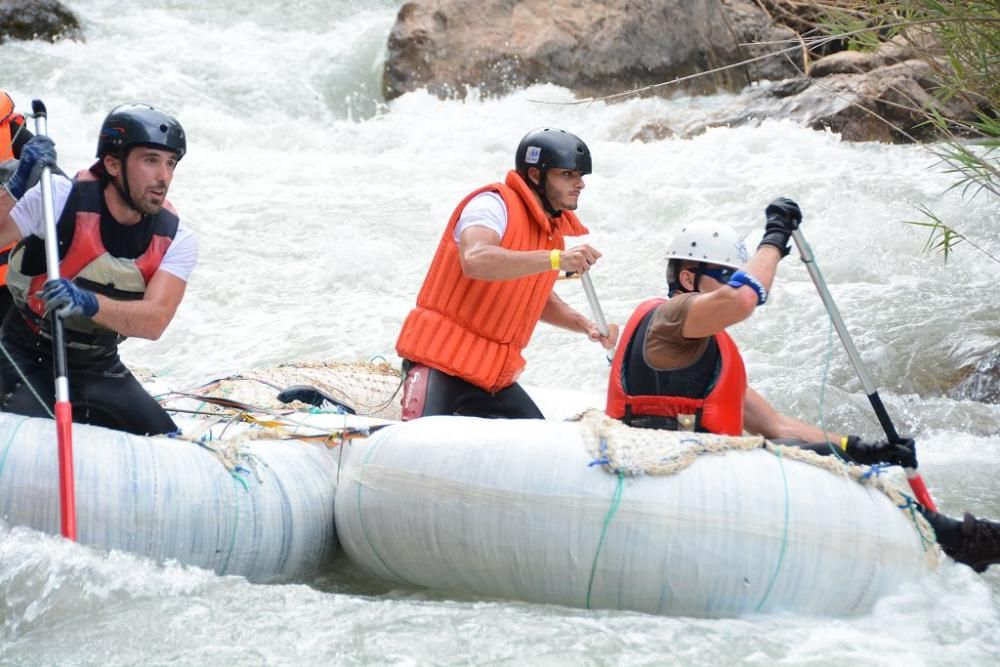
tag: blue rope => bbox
[860,463,889,481]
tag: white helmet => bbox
[665,222,749,287]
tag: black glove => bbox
[3,135,57,200]
[40,278,99,319]
[844,435,918,469]
[759,197,802,257]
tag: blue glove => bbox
[3,135,57,200]
[40,279,99,319]
[759,197,802,257]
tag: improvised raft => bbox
[0,363,940,618]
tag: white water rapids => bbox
[1,0,998,664]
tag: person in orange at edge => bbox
[0,90,35,319]
[605,199,1000,573]
[396,128,619,420]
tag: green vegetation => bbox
[803,0,1000,263]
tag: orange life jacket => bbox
[396,170,589,392]
[1,110,27,285]
[0,111,24,163]
[0,244,11,286]
[606,297,747,436]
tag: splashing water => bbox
[1,1,998,664]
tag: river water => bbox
[2,1,999,664]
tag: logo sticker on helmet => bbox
[525,146,541,164]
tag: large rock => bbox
[0,0,83,45]
[633,43,972,143]
[383,0,800,100]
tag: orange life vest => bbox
[606,297,747,436]
[0,111,24,163]
[1,108,28,285]
[0,244,11,286]
[396,170,589,392]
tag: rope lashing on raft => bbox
[161,360,405,419]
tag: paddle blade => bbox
[906,470,937,513]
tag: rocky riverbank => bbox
[382,0,971,144]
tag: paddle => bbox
[580,272,609,338]
[31,99,77,539]
[790,228,937,511]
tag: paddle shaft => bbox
[791,228,937,511]
[32,99,77,539]
[580,272,609,338]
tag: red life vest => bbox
[396,170,589,392]
[606,297,747,436]
[6,164,178,349]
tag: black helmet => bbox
[515,128,592,177]
[96,103,186,160]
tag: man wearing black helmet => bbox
[396,127,618,420]
[0,103,196,436]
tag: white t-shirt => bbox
[453,191,508,243]
[10,175,198,281]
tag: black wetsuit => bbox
[401,362,544,420]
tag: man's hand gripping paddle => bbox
[791,228,937,511]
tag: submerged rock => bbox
[952,350,1000,404]
[383,0,800,101]
[0,0,83,45]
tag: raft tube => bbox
[335,416,936,617]
[0,412,348,582]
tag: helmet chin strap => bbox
[110,150,143,214]
[531,170,561,217]
[691,263,706,293]
[669,263,706,296]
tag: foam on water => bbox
[1,0,999,663]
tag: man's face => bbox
[117,147,178,215]
[542,168,586,211]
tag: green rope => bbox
[754,448,790,612]
[585,469,625,609]
[218,474,243,575]
[0,416,30,479]
[812,258,848,462]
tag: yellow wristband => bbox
[549,249,561,271]
[839,436,849,451]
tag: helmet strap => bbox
[691,263,706,293]
[669,262,705,296]
[109,150,143,214]
[530,169,561,217]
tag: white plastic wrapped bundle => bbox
[335,416,936,617]
[0,413,340,582]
